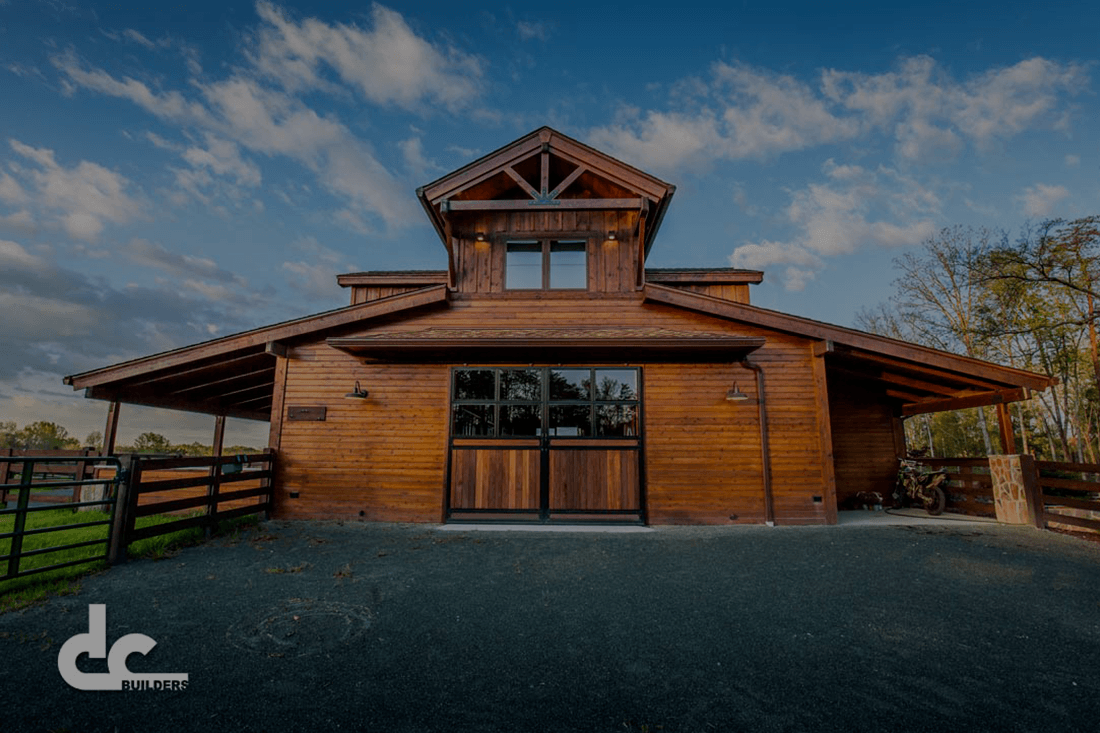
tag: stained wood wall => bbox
[827,370,901,506]
[271,296,832,525]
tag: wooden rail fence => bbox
[1034,460,1100,534]
[912,457,995,518]
[109,450,275,561]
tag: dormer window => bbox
[506,239,587,290]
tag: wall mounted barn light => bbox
[725,383,749,401]
[606,230,617,241]
[345,381,369,400]
[475,232,487,242]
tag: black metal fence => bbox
[1,454,123,582]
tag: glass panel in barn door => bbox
[454,369,496,400]
[453,405,495,436]
[596,405,638,437]
[500,405,542,436]
[594,369,637,400]
[549,405,591,436]
[549,368,591,400]
[500,369,542,401]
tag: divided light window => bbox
[505,240,587,290]
[452,367,639,438]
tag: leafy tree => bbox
[0,420,17,448]
[131,432,173,454]
[84,430,103,451]
[12,421,80,450]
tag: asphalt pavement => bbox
[3,516,1099,732]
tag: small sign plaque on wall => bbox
[287,406,327,422]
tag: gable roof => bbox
[417,126,676,256]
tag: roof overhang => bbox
[64,286,450,420]
[328,328,765,363]
[643,283,1053,415]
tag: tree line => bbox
[0,420,259,455]
[858,216,1100,461]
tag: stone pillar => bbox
[987,454,1042,527]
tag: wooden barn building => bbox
[65,127,1052,525]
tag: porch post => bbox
[996,402,1017,454]
[103,401,121,456]
[207,415,226,534]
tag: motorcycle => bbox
[893,458,947,516]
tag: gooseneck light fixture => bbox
[725,383,748,401]
[345,381,369,400]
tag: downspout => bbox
[740,358,774,526]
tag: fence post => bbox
[1019,454,1044,529]
[6,459,34,579]
[0,447,11,507]
[988,454,1041,526]
[108,455,136,565]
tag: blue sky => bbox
[1,0,1097,445]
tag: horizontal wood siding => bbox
[827,370,900,508]
[674,283,751,304]
[274,296,830,525]
[276,351,449,521]
[549,449,639,511]
[450,448,540,510]
[451,210,639,294]
[350,286,427,305]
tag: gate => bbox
[1,454,122,581]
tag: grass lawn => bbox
[0,505,259,612]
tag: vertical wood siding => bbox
[549,449,640,511]
[450,448,540,510]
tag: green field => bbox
[0,504,256,611]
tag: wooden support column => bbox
[811,351,838,524]
[103,401,121,456]
[996,402,1017,454]
[268,355,289,451]
[207,415,227,533]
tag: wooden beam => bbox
[879,371,962,396]
[443,216,456,289]
[446,198,645,212]
[901,388,1030,417]
[103,401,120,456]
[125,352,269,390]
[812,340,834,357]
[886,388,926,402]
[551,165,586,199]
[504,166,540,199]
[268,355,288,451]
[265,341,287,358]
[997,402,1017,453]
[423,135,543,203]
[168,366,276,397]
[85,385,268,422]
[540,144,549,195]
[812,349,838,524]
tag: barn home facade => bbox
[65,127,1053,525]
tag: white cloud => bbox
[181,135,262,186]
[122,29,158,49]
[1018,183,1070,218]
[251,1,484,111]
[124,238,245,284]
[1065,155,1081,167]
[591,55,1087,173]
[6,139,143,240]
[731,161,939,290]
[516,21,549,41]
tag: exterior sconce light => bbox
[606,231,617,241]
[475,232,487,242]
[345,381,369,399]
[726,383,749,401]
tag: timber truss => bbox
[417,126,675,289]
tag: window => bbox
[506,239,587,290]
[452,367,639,438]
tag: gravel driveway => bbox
[3,518,1099,732]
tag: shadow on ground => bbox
[3,520,1099,732]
